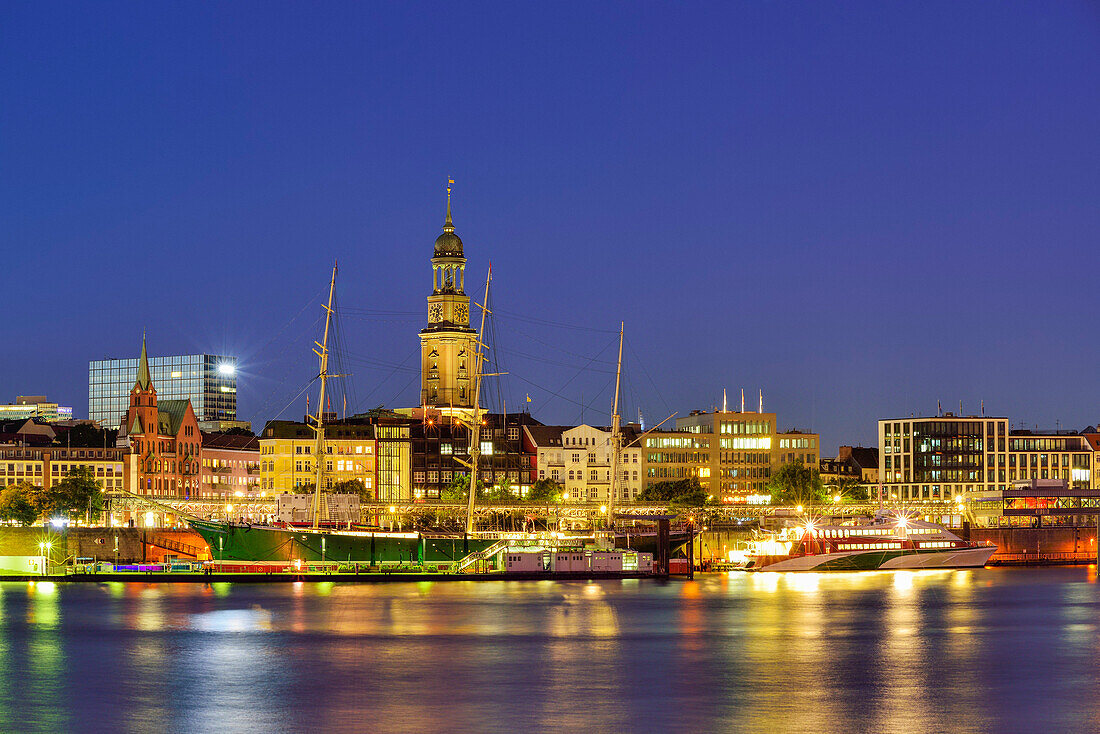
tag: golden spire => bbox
[444,178,455,231]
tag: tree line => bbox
[0,466,104,526]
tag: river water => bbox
[0,568,1097,733]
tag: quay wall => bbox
[972,527,1097,557]
[697,526,1097,564]
[0,528,210,563]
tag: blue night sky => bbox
[1,2,1098,452]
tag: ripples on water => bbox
[0,568,1098,733]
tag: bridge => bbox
[104,491,964,525]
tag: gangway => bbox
[453,539,510,573]
[144,533,205,559]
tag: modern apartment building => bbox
[89,352,238,430]
[878,415,1008,502]
[877,414,1097,502]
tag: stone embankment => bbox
[0,527,209,563]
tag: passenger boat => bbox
[731,511,996,571]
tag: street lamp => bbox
[38,542,52,575]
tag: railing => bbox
[990,551,1097,565]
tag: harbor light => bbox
[833,494,841,503]
[226,504,234,513]
[600,505,607,514]
[388,506,396,514]
[796,505,803,513]
[218,363,235,376]
[562,492,569,501]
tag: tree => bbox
[482,478,515,503]
[527,478,563,504]
[442,473,470,503]
[826,476,868,502]
[0,482,39,526]
[332,478,371,501]
[766,461,827,507]
[442,473,487,503]
[61,424,118,449]
[218,427,255,437]
[638,477,708,508]
[39,466,105,523]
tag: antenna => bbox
[759,389,763,414]
[722,388,727,413]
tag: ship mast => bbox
[464,266,492,534]
[310,262,338,530]
[606,323,625,528]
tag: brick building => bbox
[117,337,202,497]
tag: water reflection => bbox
[0,569,1096,732]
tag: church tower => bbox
[419,183,478,408]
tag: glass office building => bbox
[89,354,238,429]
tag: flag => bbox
[526,394,531,403]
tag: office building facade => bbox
[641,410,820,503]
[0,396,74,423]
[89,353,238,429]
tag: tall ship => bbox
[732,511,996,571]
[189,188,691,566]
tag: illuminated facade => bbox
[0,444,124,490]
[89,353,238,430]
[0,396,73,422]
[879,416,1006,502]
[881,415,1100,504]
[412,411,538,500]
[419,188,478,410]
[641,410,819,502]
[525,424,642,503]
[257,420,378,496]
[200,433,261,499]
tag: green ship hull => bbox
[188,520,693,565]
[189,520,498,564]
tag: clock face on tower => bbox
[454,303,469,324]
[428,303,443,323]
